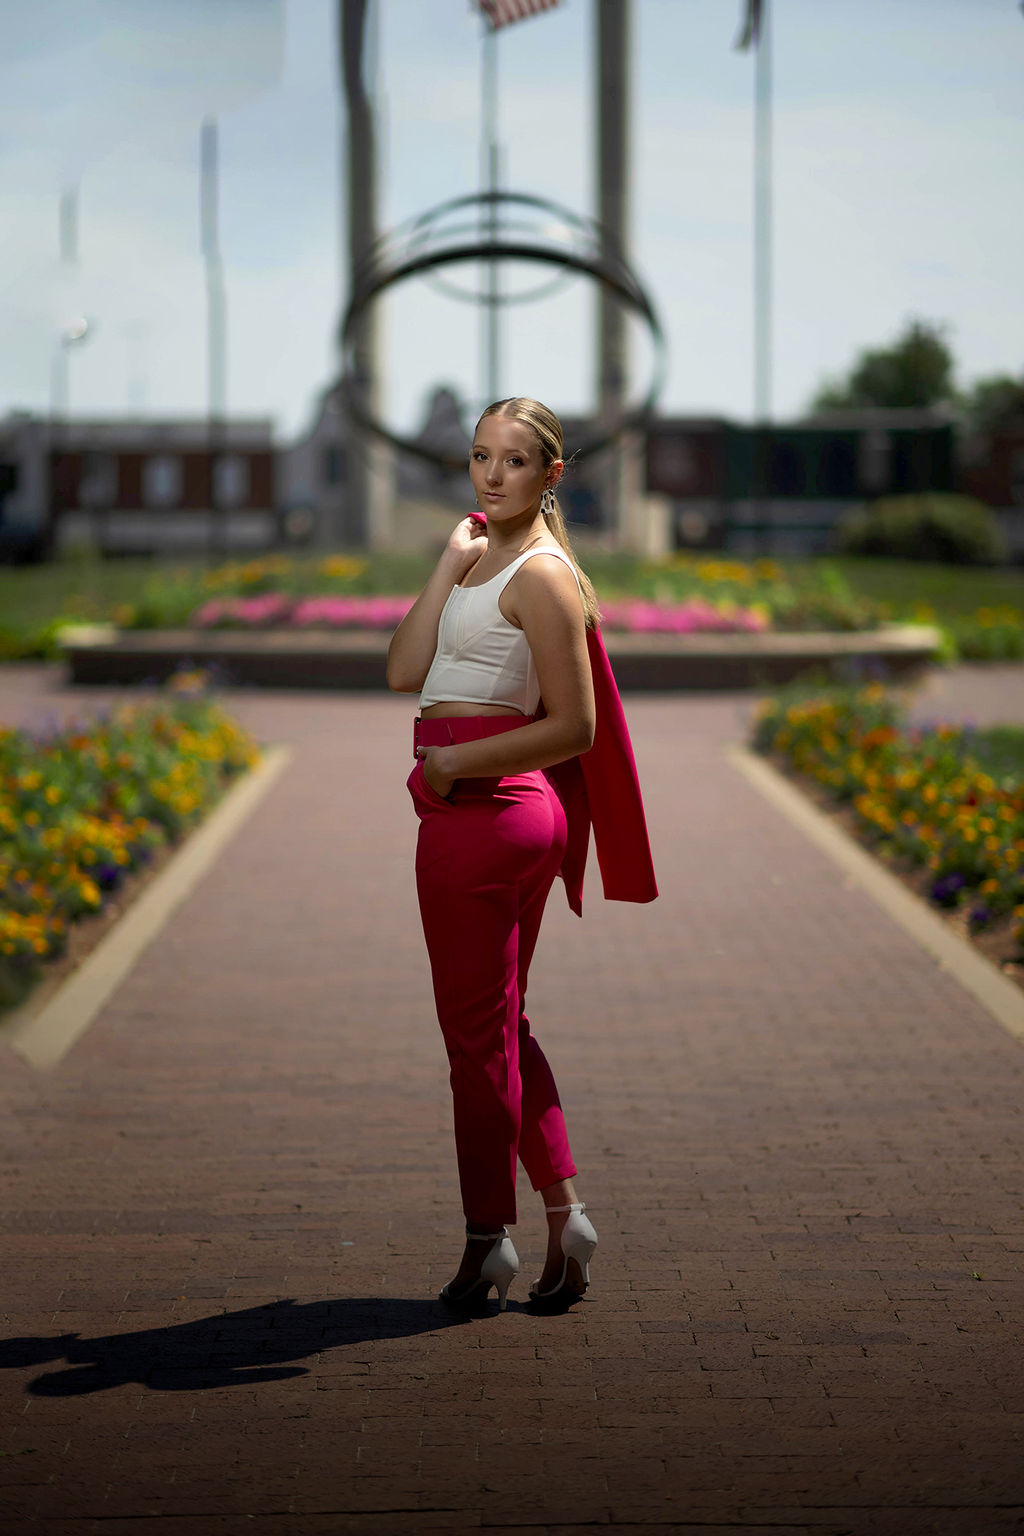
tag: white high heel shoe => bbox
[528,1202,598,1311]
[439,1227,519,1313]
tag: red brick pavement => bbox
[1,662,1024,1535]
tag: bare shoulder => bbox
[512,547,580,597]
[503,546,584,630]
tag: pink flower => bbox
[193,599,227,627]
[290,595,415,629]
[599,599,768,635]
[190,590,769,636]
[234,594,292,625]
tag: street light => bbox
[51,316,94,419]
[48,317,95,553]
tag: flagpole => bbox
[754,0,772,430]
[735,0,772,555]
[754,0,773,556]
[475,0,561,407]
[481,18,500,404]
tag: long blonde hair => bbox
[475,396,601,630]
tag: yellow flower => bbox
[319,555,368,578]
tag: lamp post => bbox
[200,116,227,563]
[49,317,93,550]
[51,317,91,419]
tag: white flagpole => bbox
[753,0,772,428]
[481,16,501,405]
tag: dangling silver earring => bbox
[541,488,555,516]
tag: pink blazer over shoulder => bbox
[545,626,658,917]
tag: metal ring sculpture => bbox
[406,193,589,309]
[339,190,667,470]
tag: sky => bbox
[0,0,1022,445]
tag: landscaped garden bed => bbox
[6,549,1014,657]
[0,670,260,1013]
[1,549,1017,689]
[751,678,1024,990]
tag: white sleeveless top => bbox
[419,546,581,714]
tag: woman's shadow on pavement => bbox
[0,1298,473,1396]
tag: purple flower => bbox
[931,872,967,904]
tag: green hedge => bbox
[835,494,1008,566]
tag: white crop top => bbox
[419,546,582,714]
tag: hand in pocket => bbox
[418,747,453,801]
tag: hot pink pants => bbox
[408,714,578,1228]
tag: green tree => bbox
[959,374,1024,437]
[810,318,955,412]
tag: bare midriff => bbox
[420,702,526,719]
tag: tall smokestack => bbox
[340,0,392,549]
[594,0,642,548]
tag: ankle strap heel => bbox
[440,1228,519,1314]
[529,1204,598,1312]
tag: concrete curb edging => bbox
[6,744,294,1071]
[726,743,1024,1048]
[61,623,942,691]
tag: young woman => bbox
[387,396,655,1314]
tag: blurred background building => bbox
[3,396,1023,562]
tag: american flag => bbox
[733,0,763,50]
[474,0,561,31]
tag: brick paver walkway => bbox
[2,662,1024,1536]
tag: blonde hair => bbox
[475,397,601,629]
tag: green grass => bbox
[807,556,1024,619]
[0,554,199,632]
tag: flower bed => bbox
[4,551,1020,658]
[192,593,417,631]
[189,591,771,635]
[751,680,1024,961]
[0,672,259,1011]
[943,606,1024,662]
